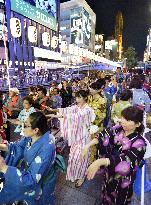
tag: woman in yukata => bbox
[82,106,146,205]
[88,79,106,163]
[8,96,36,136]
[0,112,56,205]
[47,90,95,187]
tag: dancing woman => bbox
[82,106,146,205]
[0,112,56,205]
[47,90,95,187]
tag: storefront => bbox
[5,0,60,73]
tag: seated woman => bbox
[82,106,146,205]
[8,96,36,136]
[0,112,56,205]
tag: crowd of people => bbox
[0,67,150,205]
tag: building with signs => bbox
[145,28,151,61]
[2,0,60,74]
[60,0,96,52]
[0,1,7,67]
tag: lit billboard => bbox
[11,0,57,31]
[83,8,91,47]
[70,7,92,47]
[70,7,83,45]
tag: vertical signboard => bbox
[70,7,92,48]
[70,7,83,45]
[83,8,91,47]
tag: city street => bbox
[0,0,151,204]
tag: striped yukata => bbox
[59,104,95,182]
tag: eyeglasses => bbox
[23,123,32,129]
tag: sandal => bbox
[75,179,85,188]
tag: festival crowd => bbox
[0,67,150,205]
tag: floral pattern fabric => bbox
[0,132,56,205]
[88,94,106,163]
[97,125,146,205]
[88,94,106,130]
[111,100,131,122]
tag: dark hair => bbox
[136,69,143,75]
[129,76,143,89]
[0,99,3,109]
[37,86,47,96]
[23,96,33,105]
[104,75,111,82]
[121,106,144,133]
[0,91,3,98]
[117,67,121,70]
[75,90,89,101]
[120,89,133,101]
[51,81,57,86]
[29,112,48,135]
[29,86,36,92]
[89,79,106,90]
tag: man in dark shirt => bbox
[60,81,72,108]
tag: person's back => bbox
[130,76,150,112]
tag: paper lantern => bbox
[69,44,74,55]
[60,41,68,53]
[28,26,37,43]
[42,32,50,47]
[10,18,21,38]
[51,36,58,49]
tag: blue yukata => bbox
[0,131,56,205]
[115,73,125,101]
[104,83,117,127]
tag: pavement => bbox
[55,152,151,205]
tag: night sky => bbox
[60,0,151,60]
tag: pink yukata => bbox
[59,104,95,182]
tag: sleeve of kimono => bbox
[65,107,95,126]
[98,133,146,176]
[5,137,28,166]
[4,143,56,190]
[94,98,106,122]
[108,137,146,178]
[58,105,77,115]
[97,128,113,155]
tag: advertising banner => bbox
[11,0,57,31]
[83,8,91,47]
[70,7,83,45]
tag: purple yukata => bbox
[97,125,146,205]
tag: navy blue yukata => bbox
[0,131,56,205]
